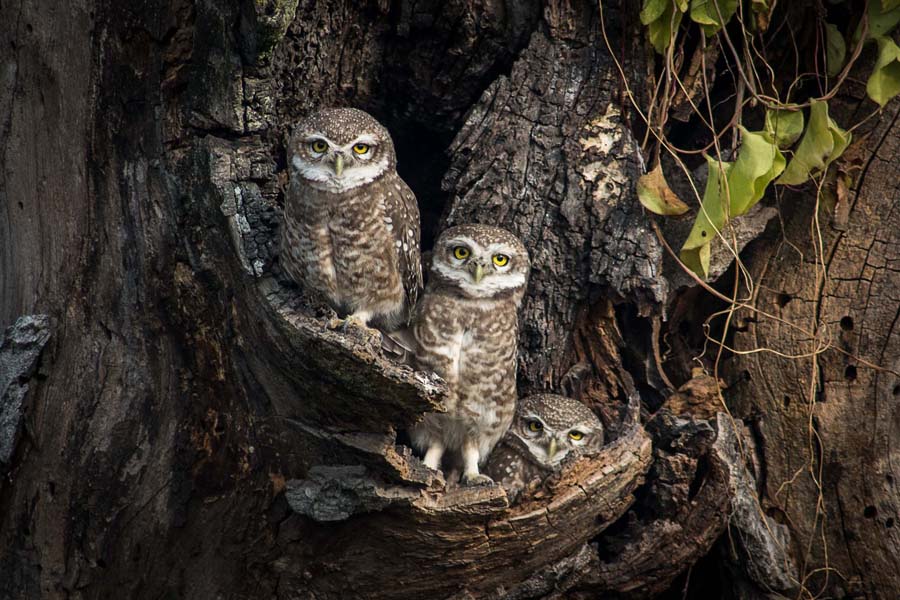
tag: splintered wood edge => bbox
[413,423,652,525]
[256,277,447,420]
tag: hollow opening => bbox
[777,292,792,308]
[864,505,877,518]
[840,316,854,331]
[844,365,858,382]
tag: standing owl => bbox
[485,394,604,502]
[280,108,422,331]
[410,224,530,486]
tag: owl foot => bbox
[461,473,495,487]
[327,314,370,333]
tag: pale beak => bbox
[547,438,558,461]
[334,154,344,177]
[468,262,485,283]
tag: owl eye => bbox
[568,430,585,441]
[527,420,543,433]
[453,246,470,260]
[492,254,510,267]
[310,140,328,154]
[352,143,370,155]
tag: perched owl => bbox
[485,394,604,502]
[280,108,422,331]
[410,224,530,486]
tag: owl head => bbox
[289,108,395,193]
[430,224,530,300]
[512,394,604,466]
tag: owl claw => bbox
[461,473,495,487]
[327,315,369,332]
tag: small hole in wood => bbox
[766,507,788,525]
[18,202,24,210]
[845,365,858,381]
[840,316,854,331]
[777,292,792,308]
[742,370,752,382]
[893,384,900,397]
[864,505,877,518]
[887,518,895,528]
[888,474,895,485]
[783,395,791,408]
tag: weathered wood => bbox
[276,395,652,599]
[0,315,51,468]
[725,94,900,597]
[5,0,889,598]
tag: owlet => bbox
[485,394,605,502]
[410,224,530,486]
[280,108,422,331]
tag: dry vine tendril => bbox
[635,0,899,279]
[598,2,900,597]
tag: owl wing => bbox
[384,174,423,324]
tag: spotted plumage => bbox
[280,107,422,331]
[410,224,530,486]
[485,394,605,502]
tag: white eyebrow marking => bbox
[303,134,334,145]
[347,134,378,147]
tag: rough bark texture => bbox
[724,92,900,597]
[2,0,895,599]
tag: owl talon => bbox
[327,315,369,332]
[461,473,495,487]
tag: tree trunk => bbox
[1,0,897,599]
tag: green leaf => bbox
[637,164,691,216]
[641,0,669,24]
[883,0,900,11]
[825,23,846,77]
[681,238,711,280]
[866,36,900,106]
[680,155,731,278]
[726,127,785,216]
[777,100,851,185]
[645,2,684,54]
[675,0,689,11]
[854,2,900,42]
[690,0,738,35]
[765,108,805,148]
[679,129,785,278]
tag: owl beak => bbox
[546,438,558,461]
[468,262,485,283]
[333,154,344,178]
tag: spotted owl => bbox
[410,224,530,486]
[485,394,604,502]
[280,107,422,331]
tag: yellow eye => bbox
[310,140,328,153]
[568,431,585,441]
[453,246,470,260]
[527,420,543,432]
[352,143,370,155]
[492,254,510,267]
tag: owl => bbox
[485,394,605,502]
[409,224,530,486]
[280,107,422,331]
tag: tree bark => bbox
[2,1,897,599]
